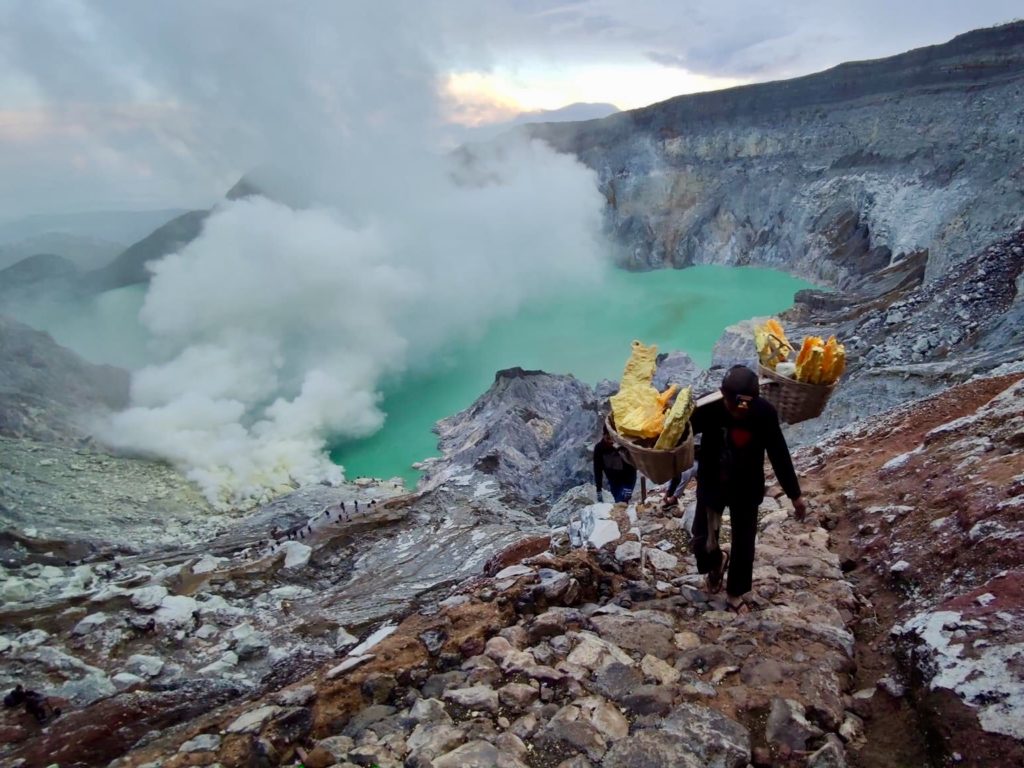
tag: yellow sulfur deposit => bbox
[820,336,846,383]
[796,337,825,383]
[654,387,695,450]
[610,340,679,439]
[756,321,846,385]
[755,318,792,370]
[794,334,845,385]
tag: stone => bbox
[615,541,642,562]
[361,673,397,704]
[485,635,514,663]
[433,739,527,768]
[153,594,199,629]
[566,631,635,671]
[327,654,374,679]
[192,554,224,574]
[602,731,704,768]
[234,631,270,659]
[72,612,108,636]
[621,685,676,716]
[646,548,678,571]
[112,672,145,689]
[16,629,50,647]
[348,744,397,767]
[588,662,644,701]
[710,665,740,684]
[494,565,534,579]
[316,734,356,760]
[657,702,751,768]
[179,733,222,752]
[406,723,466,760]
[422,671,468,698]
[463,654,501,686]
[226,705,281,734]
[303,746,338,768]
[577,695,629,741]
[130,585,169,611]
[279,540,313,569]
[589,613,675,657]
[198,651,238,676]
[765,697,824,751]
[125,654,165,678]
[536,704,608,761]
[511,712,539,739]
[530,610,568,642]
[336,626,359,648]
[674,631,701,651]
[807,734,848,768]
[498,683,539,711]
[642,654,681,685]
[409,697,452,725]
[349,623,399,655]
[443,685,499,713]
[341,704,396,737]
[0,578,31,603]
[274,685,316,707]
[499,625,529,648]
[839,711,865,744]
[535,568,572,600]
[419,628,447,655]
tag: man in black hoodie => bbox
[690,365,806,611]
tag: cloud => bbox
[96,113,606,508]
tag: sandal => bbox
[705,550,730,594]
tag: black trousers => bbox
[691,500,759,597]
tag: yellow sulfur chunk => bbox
[796,341,825,383]
[619,339,658,389]
[654,387,694,450]
[820,337,846,384]
[610,341,676,439]
[755,318,792,369]
[657,384,679,409]
[795,336,822,370]
[765,319,788,341]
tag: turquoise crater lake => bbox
[329,265,814,486]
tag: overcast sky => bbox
[1,0,1020,219]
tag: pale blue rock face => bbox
[529,24,1024,286]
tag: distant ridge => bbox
[86,209,210,292]
[531,21,1024,146]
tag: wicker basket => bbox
[758,364,836,424]
[604,414,695,484]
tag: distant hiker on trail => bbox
[593,427,638,503]
[689,365,806,612]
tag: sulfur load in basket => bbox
[606,340,695,484]
[755,319,845,424]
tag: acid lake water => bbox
[13,266,813,488]
[329,265,813,486]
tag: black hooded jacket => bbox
[690,396,801,508]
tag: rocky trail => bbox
[40,484,860,768]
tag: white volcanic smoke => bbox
[18,2,611,507]
[106,141,605,507]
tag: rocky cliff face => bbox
[529,22,1024,286]
[0,314,129,443]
